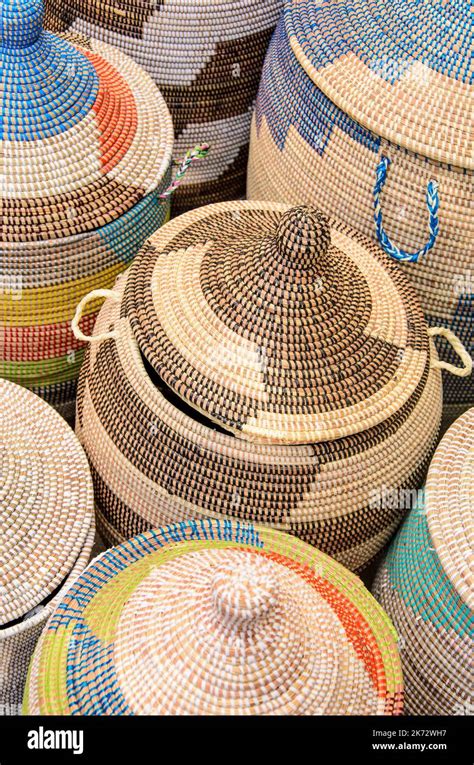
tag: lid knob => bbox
[1,0,43,49]
[212,555,279,628]
[276,206,331,268]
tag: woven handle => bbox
[159,144,210,200]
[428,327,472,377]
[374,155,439,263]
[71,289,121,343]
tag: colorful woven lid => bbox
[1,0,173,242]
[425,407,473,609]
[284,0,472,169]
[24,520,403,715]
[124,201,430,444]
[0,379,94,625]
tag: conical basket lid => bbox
[1,0,173,242]
[24,522,404,715]
[0,379,94,624]
[425,408,473,610]
[125,201,429,444]
[285,0,472,169]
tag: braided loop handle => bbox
[71,289,121,344]
[159,144,210,200]
[428,327,472,377]
[374,156,439,263]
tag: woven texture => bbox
[44,0,284,215]
[0,379,95,713]
[24,520,403,715]
[76,201,442,571]
[373,409,473,715]
[247,0,473,413]
[1,0,174,418]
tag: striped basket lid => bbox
[425,407,473,609]
[0,379,94,625]
[284,0,472,169]
[24,520,403,715]
[124,200,430,444]
[0,0,173,243]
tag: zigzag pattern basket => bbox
[0,379,95,714]
[44,0,284,215]
[248,0,473,420]
[70,201,463,572]
[24,520,404,715]
[0,0,174,421]
[373,408,473,715]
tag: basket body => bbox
[76,273,442,572]
[0,526,94,716]
[247,16,473,414]
[373,504,473,715]
[44,0,284,215]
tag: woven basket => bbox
[73,201,472,570]
[0,0,175,420]
[43,0,284,215]
[373,408,473,715]
[24,519,404,715]
[0,379,95,715]
[247,0,473,418]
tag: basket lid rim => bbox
[284,0,473,170]
[0,378,95,624]
[124,200,430,445]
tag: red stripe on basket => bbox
[84,51,138,174]
[258,549,386,698]
[0,314,96,361]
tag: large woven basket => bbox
[24,519,403,715]
[0,0,175,421]
[373,408,473,715]
[73,201,471,570]
[247,0,473,420]
[0,379,95,715]
[44,0,284,215]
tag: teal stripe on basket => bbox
[385,501,473,639]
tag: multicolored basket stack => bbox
[0,379,95,715]
[248,0,473,422]
[72,201,472,570]
[24,520,403,715]
[373,408,473,715]
[0,0,174,421]
[44,0,284,215]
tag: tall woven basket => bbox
[24,520,404,715]
[0,379,95,715]
[0,0,176,422]
[44,0,284,215]
[248,0,473,423]
[73,202,471,570]
[373,408,473,715]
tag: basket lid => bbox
[125,201,430,444]
[0,379,94,625]
[425,408,473,610]
[1,0,173,243]
[25,521,403,715]
[284,0,472,169]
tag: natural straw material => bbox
[0,378,95,714]
[44,0,284,214]
[24,520,404,715]
[74,201,447,570]
[0,0,174,420]
[373,409,473,715]
[248,0,473,415]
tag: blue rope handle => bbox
[374,155,439,263]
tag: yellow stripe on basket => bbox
[0,262,126,326]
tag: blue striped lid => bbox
[284,0,472,168]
